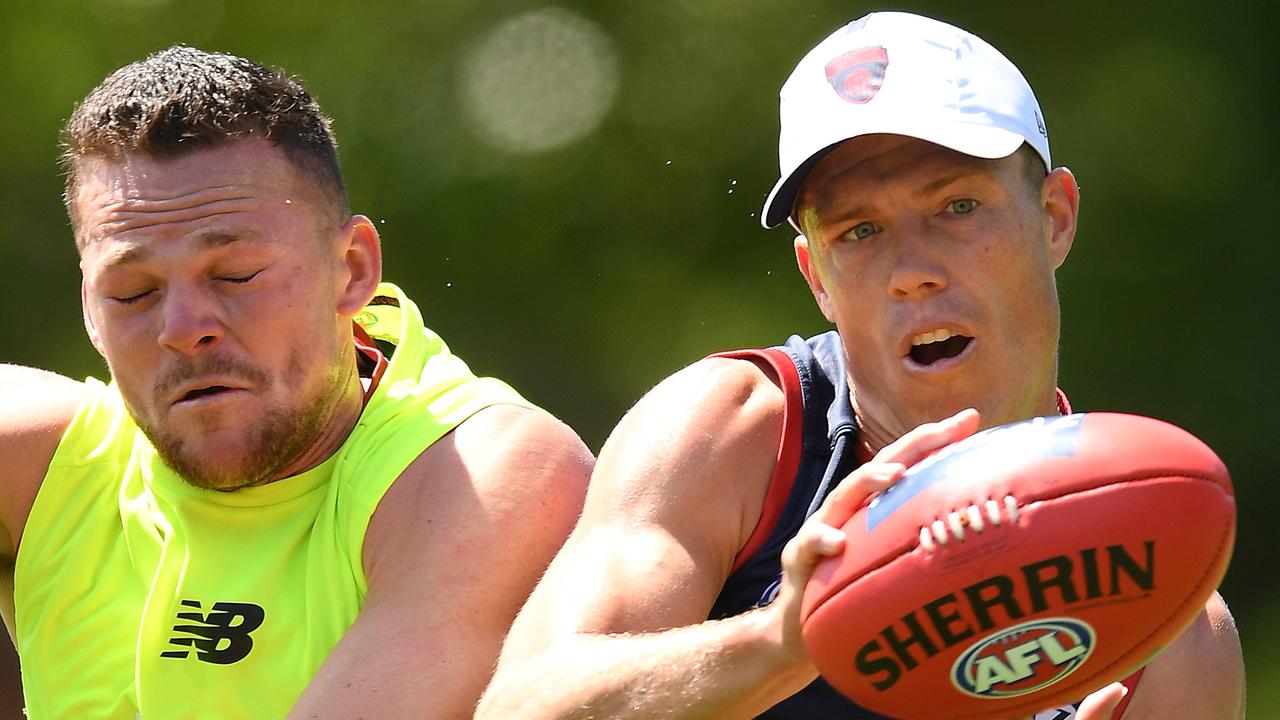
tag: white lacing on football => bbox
[918,495,1020,554]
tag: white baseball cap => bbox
[761,11,1051,230]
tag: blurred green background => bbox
[1,0,1274,714]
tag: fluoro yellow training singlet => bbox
[13,283,532,719]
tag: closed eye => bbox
[112,289,154,305]
[220,269,262,285]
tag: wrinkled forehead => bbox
[73,142,299,203]
[796,135,1007,223]
[70,140,321,248]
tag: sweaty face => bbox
[75,139,361,490]
[794,135,1077,445]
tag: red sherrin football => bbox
[799,412,1235,719]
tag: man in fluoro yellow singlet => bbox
[0,46,591,719]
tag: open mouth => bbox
[179,385,233,402]
[908,329,974,366]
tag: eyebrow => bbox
[914,167,988,198]
[97,230,252,270]
[811,163,993,227]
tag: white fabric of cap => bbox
[761,12,1051,230]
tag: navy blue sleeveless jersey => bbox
[703,333,1137,720]
[707,332,889,720]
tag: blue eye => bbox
[847,221,879,240]
[948,198,978,214]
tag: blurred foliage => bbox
[1,0,1275,712]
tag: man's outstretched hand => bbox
[768,409,981,666]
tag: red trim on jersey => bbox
[711,348,805,575]
[353,323,389,403]
[717,383,1075,576]
[1056,387,1072,415]
[1112,667,1144,719]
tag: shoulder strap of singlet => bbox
[707,347,806,574]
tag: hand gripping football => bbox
[799,413,1235,719]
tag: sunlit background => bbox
[1,0,1274,713]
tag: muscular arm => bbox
[1117,592,1244,719]
[285,404,593,720]
[0,365,88,567]
[1028,592,1243,720]
[478,358,808,719]
[0,365,86,716]
[477,360,975,719]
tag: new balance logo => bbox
[161,600,265,665]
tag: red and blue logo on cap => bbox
[825,46,888,104]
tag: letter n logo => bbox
[161,600,266,665]
[825,47,889,104]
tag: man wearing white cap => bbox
[478,12,1244,720]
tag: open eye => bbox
[844,221,880,241]
[947,198,979,215]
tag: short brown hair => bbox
[62,45,349,233]
[1016,142,1048,198]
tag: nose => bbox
[888,223,948,300]
[157,284,222,356]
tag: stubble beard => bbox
[129,347,349,491]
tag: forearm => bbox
[477,608,815,720]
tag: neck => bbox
[854,417,894,461]
[262,352,366,484]
[852,386,1063,460]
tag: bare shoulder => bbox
[610,354,785,455]
[448,403,595,501]
[0,364,88,462]
[1121,591,1244,718]
[0,365,90,560]
[362,403,594,587]
[492,355,787,658]
[0,364,87,418]
[586,355,786,552]
[306,406,594,718]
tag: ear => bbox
[794,234,836,323]
[81,277,106,358]
[333,214,383,317]
[1041,167,1079,269]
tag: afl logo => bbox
[825,46,888,104]
[951,618,1094,698]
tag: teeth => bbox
[911,329,955,346]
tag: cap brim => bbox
[761,145,839,230]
